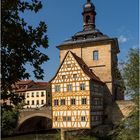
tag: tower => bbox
[53,0,124,127]
[82,0,96,30]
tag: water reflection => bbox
[2,133,58,140]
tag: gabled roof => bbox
[50,51,104,84]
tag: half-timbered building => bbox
[51,51,104,128]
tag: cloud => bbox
[118,35,129,43]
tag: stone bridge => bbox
[17,106,52,133]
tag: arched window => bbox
[86,15,91,23]
[93,51,99,60]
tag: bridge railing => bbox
[20,106,52,112]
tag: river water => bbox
[2,133,59,140]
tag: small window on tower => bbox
[86,15,91,23]
[93,51,99,60]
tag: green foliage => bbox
[55,131,61,140]
[1,108,19,136]
[123,48,139,103]
[76,137,98,140]
[1,0,49,136]
[2,0,49,96]
[110,48,139,140]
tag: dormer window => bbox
[93,51,99,60]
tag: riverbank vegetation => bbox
[110,48,139,140]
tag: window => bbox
[93,116,100,121]
[81,98,87,105]
[81,116,86,122]
[27,101,30,105]
[41,100,44,104]
[32,92,34,97]
[67,116,71,122]
[63,116,67,121]
[71,98,76,105]
[32,100,34,105]
[67,84,72,92]
[36,92,39,97]
[27,93,29,98]
[37,100,39,105]
[86,15,91,23]
[62,75,66,79]
[54,117,58,121]
[60,99,65,105]
[54,99,59,106]
[67,64,71,68]
[41,92,44,97]
[93,51,99,60]
[73,74,77,79]
[55,85,60,92]
[80,83,85,90]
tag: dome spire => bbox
[82,0,96,30]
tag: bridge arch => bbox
[17,108,52,133]
[19,112,52,125]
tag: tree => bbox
[1,0,49,135]
[1,107,19,136]
[2,0,49,95]
[111,48,139,140]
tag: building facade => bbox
[12,80,51,108]
[24,82,51,108]
[51,0,124,129]
[51,51,104,128]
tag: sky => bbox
[22,0,139,82]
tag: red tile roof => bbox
[16,80,33,85]
[26,82,50,91]
[36,82,48,86]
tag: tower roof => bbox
[56,0,119,53]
